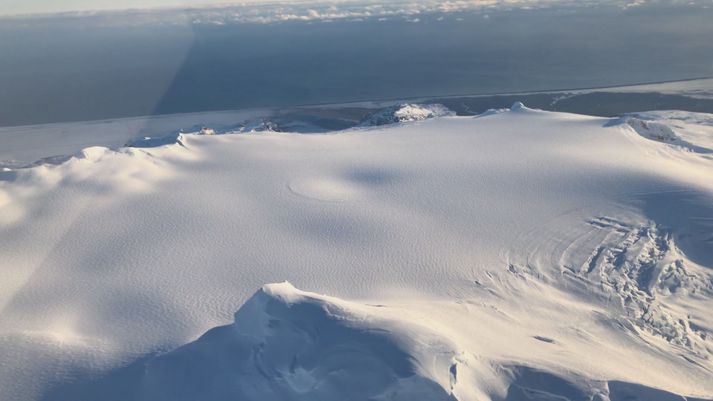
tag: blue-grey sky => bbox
[0,0,533,18]
[1,0,231,15]
[0,0,698,17]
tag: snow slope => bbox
[1,104,712,401]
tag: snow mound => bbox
[626,118,679,142]
[621,112,713,153]
[137,282,460,401]
[510,101,529,112]
[472,102,534,119]
[359,103,454,126]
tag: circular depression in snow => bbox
[287,177,357,202]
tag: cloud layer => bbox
[3,0,710,25]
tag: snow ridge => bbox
[125,282,462,401]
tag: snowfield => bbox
[1,104,712,401]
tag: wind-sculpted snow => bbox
[359,103,455,126]
[137,283,459,401]
[38,283,712,401]
[622,112,713,153]
[554,217,712,355]
[1,106,713,401]
[626,118,679,142]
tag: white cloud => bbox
[3,0,708,24]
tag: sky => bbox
[0,0,558,18]
[0,0,700,17]
[0,0,229,15]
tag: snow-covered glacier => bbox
[0,104,712,401]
